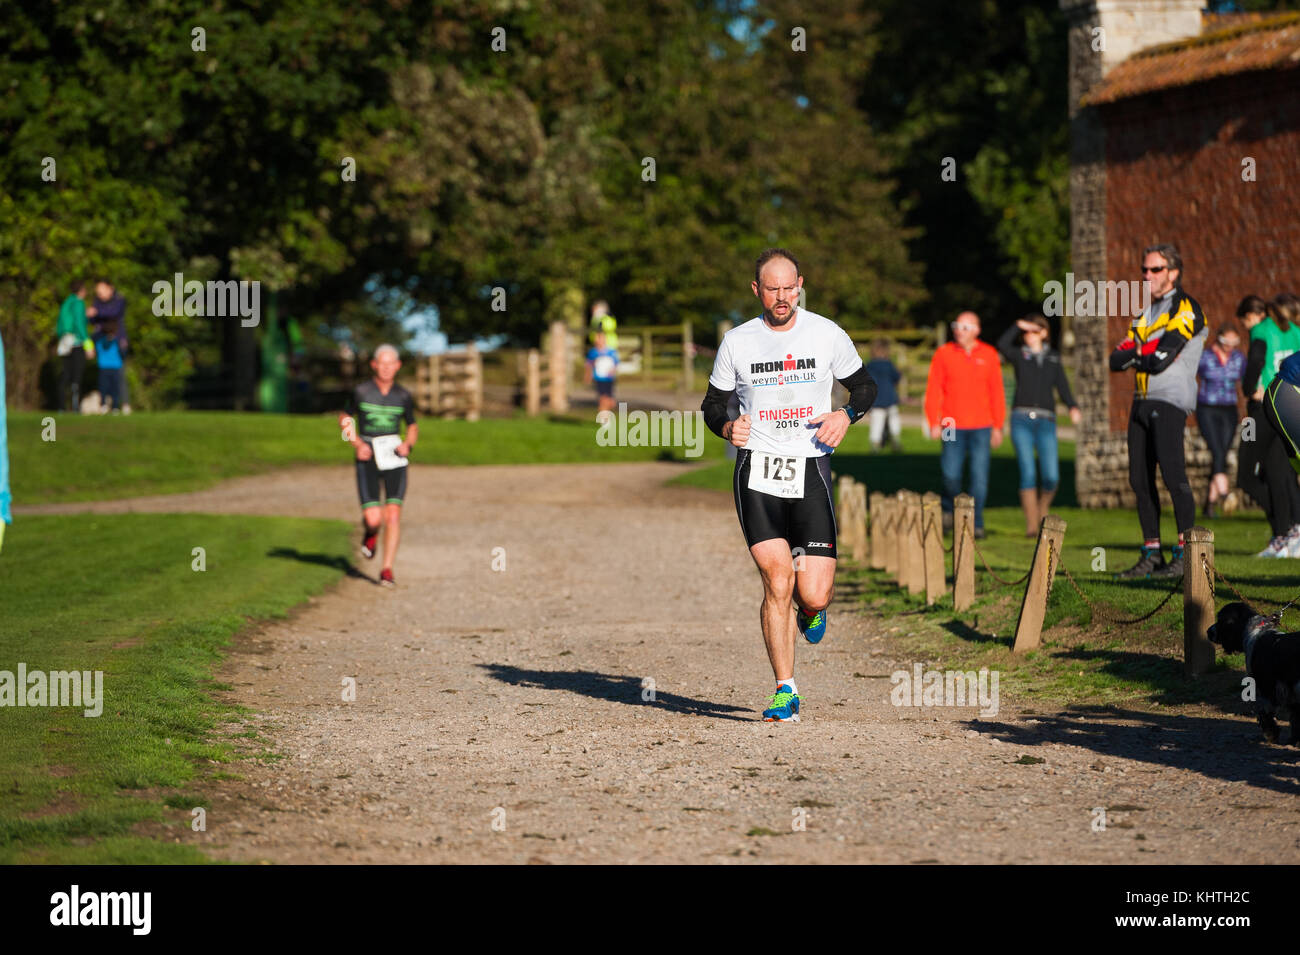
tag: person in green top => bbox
[1243,293,1300,557]
[589,300,618,350]
[56,280,92,412]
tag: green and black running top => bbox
[345,379,416,439]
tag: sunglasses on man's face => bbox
[1141,265,1167,274]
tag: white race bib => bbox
[57,334,78,357]
[593,355,616,379]
[747,452,805,499]
[371,433,408,471]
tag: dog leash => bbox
[1266,591,1300,627]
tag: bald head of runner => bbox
[752,250,803,330]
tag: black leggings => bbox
[59,349,85,412]
[1195,403,1237,475]
[1260,383,1300,536]
[1128,399,1195,541]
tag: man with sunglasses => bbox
[923,311,1005,539]
[1109,244,1207,579]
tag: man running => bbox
[340,344,418,587]
[702,248,877,722]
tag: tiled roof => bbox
[1084,12,1300,106]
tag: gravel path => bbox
[36,463,1300,863]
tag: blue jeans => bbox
[1010,410,1059,492]
[940,427,991,528]
[98,367,124,410]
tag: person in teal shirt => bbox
[56,280,91,412]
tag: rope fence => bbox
[833,476,1283,676]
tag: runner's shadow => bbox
[266,547,369,581]
[973,705,1300,795]
[478,663,752,721]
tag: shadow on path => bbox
[976,705,1300,796]
[267,546,369,581]
[479,663,752,722]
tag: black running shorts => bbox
[732,449,837,558]
[355,457,407,509]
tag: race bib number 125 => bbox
[747,453,805,499]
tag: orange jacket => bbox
[924,340,1006,431]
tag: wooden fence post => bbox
[1184,526,1216,677]
[921,492,945,605]
[1012,515,1067,653]
[548,320,569,412]
[902,491,924,596]
[893,491,908,584]
[869,491,886,570]
[850,481,868,563]
[526,349,541,417]
[883,496,899,577]
[836,475,856,557]
[682,319,694,391]
[464,343,482,421]
[953,494,975,611]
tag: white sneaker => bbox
[1284,527,1300,557]
[1257,536,1287,558]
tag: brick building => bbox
[1062,2,1300,507]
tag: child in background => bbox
[864,338,903,452]
[93,319,124,413]
[585,329,619,419]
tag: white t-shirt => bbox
[708,308,864,457]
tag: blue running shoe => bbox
[762,684,801,722]
[797,608,826,644]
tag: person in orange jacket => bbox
[924,311,1006,538]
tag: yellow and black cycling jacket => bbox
[1109,288,1207,408]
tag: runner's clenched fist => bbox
[724,413,751,448]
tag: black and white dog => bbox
[1208,601,1300,744]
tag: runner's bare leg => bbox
[382,502,401,571]
[794,555,836,617]
[751,539,798,682]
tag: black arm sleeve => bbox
[836,365,878,422]
[1243,338,1266,396]
[996,325,1020,363]
[701,383,735,439]
[1136,329,1192,374]
[1110,343,1137,372]
[1055,360,1077,409]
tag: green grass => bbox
[0,512,351,863]
[8,410,724,505]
